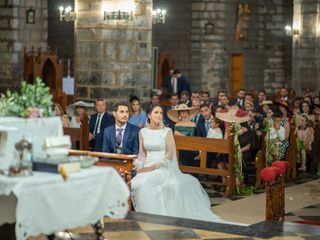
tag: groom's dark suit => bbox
[102,123,140,154]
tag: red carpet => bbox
[294,220,320,226]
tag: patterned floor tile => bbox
[138,221,184,231]
[145,229,200,240]
[103,220,142,232]
[193,229,248,239]
[291,208,320,216]
[103,230,150,240]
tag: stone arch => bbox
[157,49,175,89]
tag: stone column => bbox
[190,0,227,94]
[0,0,47,92]
[292,0,320,95]
[75,0,153,106]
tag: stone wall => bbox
[0,0,47,92]
[48,0,74,77]
[292,0,320,95]
[152,0,193,85]
[152,0,293,96]
[75,0,153,106]
[188,0,292,96]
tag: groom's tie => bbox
[116,128,123,146]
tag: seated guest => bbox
[238,122,253,184]
[128,96,147,128]
[53,103,70,127]
[291,97,302,114]
[89,98,114,152]
[301,101,315,124]
[102,102,139,154]
[216,94,229,110]
[257,89,267,105]
[167,103,198,166]
[297,114,314,172]
[163,94,180,130]
[191,91,201,103]
[278,87,290,104]
[67,101,94,128]
[180,90,192,107]
[244,100,254,112]
[167,103,197,136]
[196,103,213,137]
[201,91,211,104]
[229,89,245,109]
[191,99,202,124]
[207,117,223,139]
[149,92,160,107]
[212,90,227,108]
[269,113,286,152]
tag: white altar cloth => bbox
[0,166,130,240]
[0,117,63,170]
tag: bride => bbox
[131,105,225,222]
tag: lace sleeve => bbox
[165,128,174,161]
[134,130,147,169]
[154,128,174,169]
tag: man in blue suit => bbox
[196,103,213,137]
[89,99,114,152]
[173,69,191,96]
[102,102,139,154]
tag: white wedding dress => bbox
[131,127,225,222]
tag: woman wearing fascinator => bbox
[131,105,243,224]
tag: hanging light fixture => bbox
[152,8,166,24]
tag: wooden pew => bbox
[63,113,89,150]
[285,127,297,179]
[311,124,320,175]
[174,135,236,197]
[255,150,264,188]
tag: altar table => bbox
[0,166,130,240]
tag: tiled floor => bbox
[27,211,320,240]
[3,178,320,239]
[285,203,320,223]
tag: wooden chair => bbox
[63,113,89,150]
[174,135,236,197]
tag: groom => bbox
[102,102,140,154]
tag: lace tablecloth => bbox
[0,166,130,240]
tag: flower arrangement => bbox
[263,118,280,166]
[230,122,247,194]
[0,78,53,118]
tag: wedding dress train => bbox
[131,127,230,223]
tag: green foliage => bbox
[0,78,53,118]
[265,139,280,165]
[296,138,306,152]
[316,165,320,180]
[237,185,255,196]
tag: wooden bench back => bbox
[285,127,297,178]
[63,113,89,150]
[174,135,235,196]
[311,124,320,174]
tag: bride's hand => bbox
[137,165,156,173]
